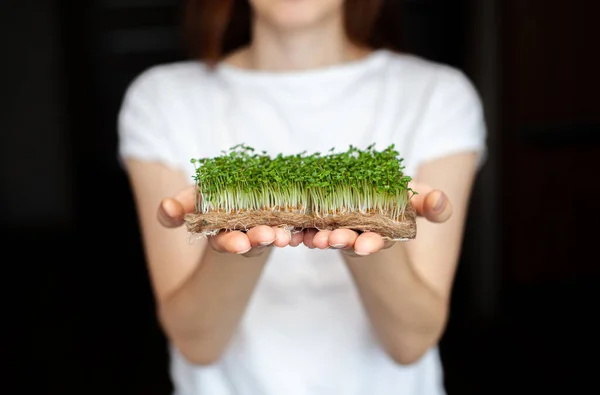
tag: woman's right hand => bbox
[157,186,303,257]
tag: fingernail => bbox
[237,247,252,255]
[354,251,370,256]
[260,239,276,246]
[330,244,346,249]
[433,192,445,212]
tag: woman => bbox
[118,0,487,394]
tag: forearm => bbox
[158,247,271,364]
[344,244,447,364]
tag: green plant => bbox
[190,143,415,221]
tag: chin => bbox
[251,0,343,31]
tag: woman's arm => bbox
[124,159,301,365]
[307,152,479,364]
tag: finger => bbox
[351,232,386,256]
[209,230,252,254]
[422,190,453,223]
[409,182,452,223]
[289,229,304,247]
[158,198,185,228]
[328,228,359,250]
[272,226,292,248]
[303,229,318,249]
[312,230,332,249]
[246,225,277,248]
[157,186,199,228]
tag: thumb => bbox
[158,198,186,228]
[408,182,452,223]
[421,190,452,223]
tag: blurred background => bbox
[2,0,598,394]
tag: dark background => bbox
[2,0,598,394]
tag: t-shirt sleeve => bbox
[117,68,180,171]
[409,66,487,174]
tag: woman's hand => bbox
[157,182,451,257]
[157,186,303,257]
[303,182,453,257]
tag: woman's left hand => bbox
[303,182,453,256]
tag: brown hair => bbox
[183,0,404,66]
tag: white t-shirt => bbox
[118,49,487,395]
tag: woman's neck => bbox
[225,16,370,72]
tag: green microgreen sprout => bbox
[190,143,416,221]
